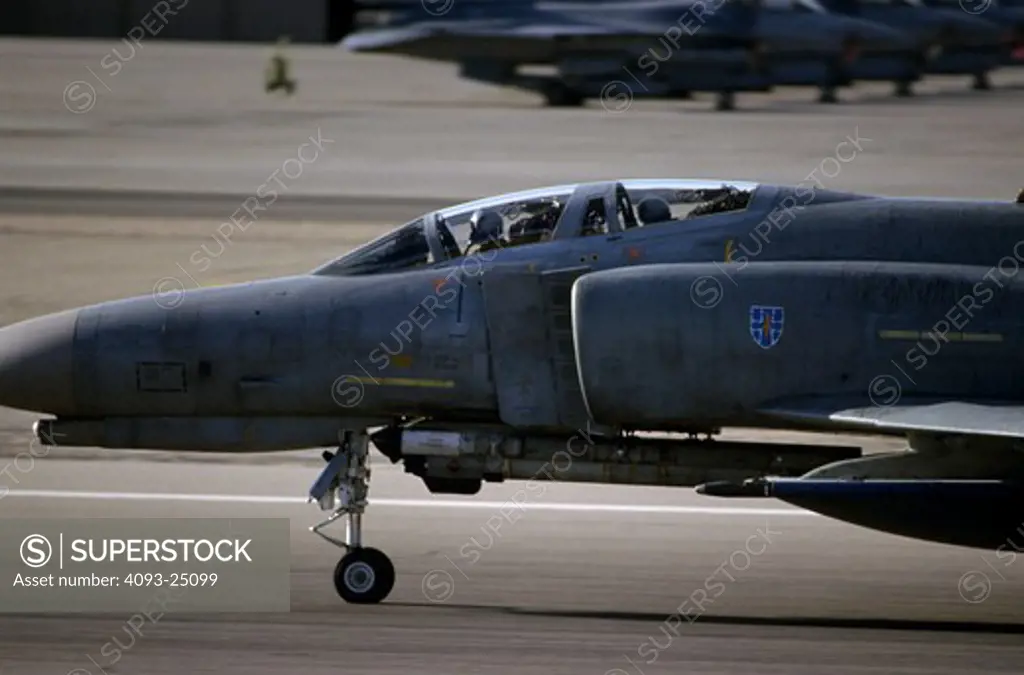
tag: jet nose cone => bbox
[0,310,78,415]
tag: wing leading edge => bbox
[759,398,1024,440]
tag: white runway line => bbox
[1,489,815,516]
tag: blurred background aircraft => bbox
[819,0,1009,94]
[342,0,1020,108]
[344,0,924,109]
[1,0,1018,110]
[0,0,1019,108]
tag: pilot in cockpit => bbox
[636,196,672,226]
[508,198,563,246]
[581,199,606,237]
[466,209,506,254]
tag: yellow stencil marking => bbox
[370,377,455,389]
[878,330,1002,343]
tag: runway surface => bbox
[3,461,1024,675]
[3,38,1024,203]
[2,38,1024,674]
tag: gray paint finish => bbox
[573,261,1024,428]
[3,178,1024,552]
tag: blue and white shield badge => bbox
[749,305,784,349]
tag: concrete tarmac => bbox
[2,461,1024,675]
[2,39,1024,203]
[1,38,1024,674]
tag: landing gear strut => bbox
[309,430,395,604]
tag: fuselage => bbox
[2,185,1024,451]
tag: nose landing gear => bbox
[309,429,395,604]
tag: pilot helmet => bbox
[544,198,564,227]
[469,209,503,245]
[637,196,672,225]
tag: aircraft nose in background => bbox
[0,310,78,415]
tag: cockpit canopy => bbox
[312,179,758,277]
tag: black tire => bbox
[333,547,395,604]
[542,82,584,107]
[715,91,735,111]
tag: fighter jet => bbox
[3,178,1024,604]
[343,0,914,109]
[938,0,1024,67]
[819,0,1009,94]
[744,0,919,103]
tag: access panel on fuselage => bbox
[481,270,561,428]
[76,303,200,417]
[481,267,591,430]
[539,266,592,429]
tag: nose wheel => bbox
[334,547,395,604]
[309,429,396,604]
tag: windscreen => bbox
[311,219,432,276]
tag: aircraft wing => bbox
[341,20,646,54]
[704,397,1024,549]
[759,398,1024,440]
[452,22,632,37]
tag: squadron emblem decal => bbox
[749,305,784,349]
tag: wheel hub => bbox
[344,561,376,593]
